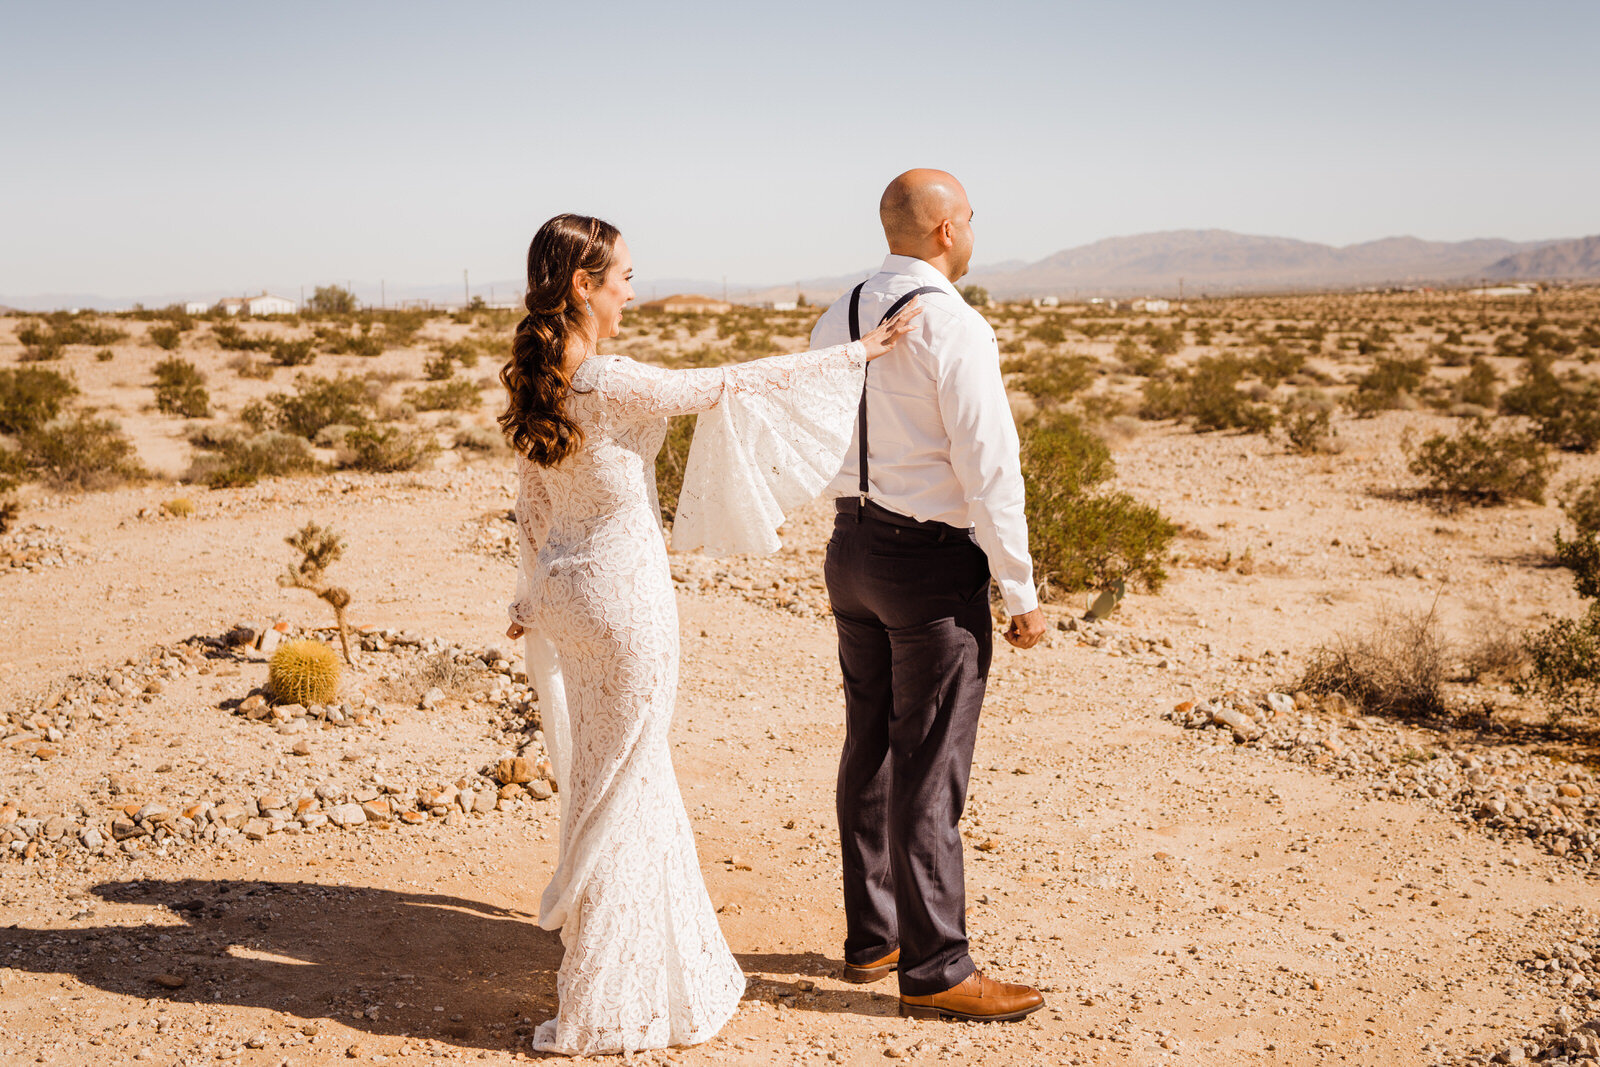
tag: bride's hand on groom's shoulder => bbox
[860,299,923,361]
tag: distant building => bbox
[1471,285,1536,299]
[217,291,298,316]
[1132,298,1171,313]
[638,294,732,314]
[183,301,209,315]
[1032,296,1060,308]
[762,300,799,312]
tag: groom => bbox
[813,169,1046,1021]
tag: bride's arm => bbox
[592,342,868,420]
[506,457,551,635]
[591,298,921,419]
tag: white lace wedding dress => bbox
[508,341,867,1055]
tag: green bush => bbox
[1349,355,1427,415]
[1454,355,1499,408]
[1138,379,1188,421]
[1498,354,1600,452]
[147,323,182,351]
[250,374,374,438]
[404,377,481,412]
[270,338,316,367]
[212,321,269,351]
[1020,411,1176,597]
[151,357,210,417]
[17,315,127,350]
[423,352,456,380]
[1013,351,1095,407]
[1516,606,1600,721]
[187,428,319,488]
[1026,320,1066,345]
[1279,408,1338,455]
[0,366,78,434]
[1555,477,1600,602]
[306,285,358,316]
[1406,419,1552,506]
[19,412,145,491]
[1558,477,1600,536]
[336,424,437,472]
[1186,355,1276,433]
[314,324,384,356]
[656,415,696,523]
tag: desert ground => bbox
[2,289,1599,1066]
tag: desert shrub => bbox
[270,338,316,367]
[423,352,456,380]
[1026,320,1066,345]
[336,424,437,472]
[1559,477,1600,537]
[1454,355,1499,408]
[1298,607,1448,719]
[1186,355,1276,433]
[228,354,275,380]
[306,285,358,317]
[1406,419,1551,506]
[0,496,17,533]
[1020,411,1176,596]
[315,324,384,357]
[18,316,126,350]
[147,323,182,351]
[187,429,318,488]
[405,377,481,412]
[18,412,145,491]
[1428,343,1470,367]
[1138,379,1188,421]
[453,424,507,454]
[212,322,269,351]
[1349,355,1427,415]
[251,374,374,438]
[1498,354,1600,452]
[1516,606,1600,721]
[1462,625,1529,683]
[95,348,114,362]
[656,415,696,523]
[0,366,78,434]
[150,357,210,417]
[1279,408,1338,455]
[1013,351,1095,407]
[999,338,1026,356]
[1249,344,1305,386]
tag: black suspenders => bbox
[847,282,940,519]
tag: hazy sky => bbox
[4,0,1598,300]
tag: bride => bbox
[500,213,919,1055]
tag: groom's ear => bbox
[933,218,955,250]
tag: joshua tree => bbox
[279,521,355,664]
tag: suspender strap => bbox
[847,283,941,519]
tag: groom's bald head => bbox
[879,169,975,281]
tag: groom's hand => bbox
[1004,608,1046,649]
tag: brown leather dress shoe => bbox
[899,968,1045,1022]
[841,948,899,983]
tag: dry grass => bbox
[1299,606,1449,719]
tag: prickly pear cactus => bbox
[268,639,341,706]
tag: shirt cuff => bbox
[998,578,1038,617]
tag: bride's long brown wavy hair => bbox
[499,213,620,465]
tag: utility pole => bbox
[1480,277,1488,325]
[1178,277,1184,302]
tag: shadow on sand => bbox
[0,878,893,1055]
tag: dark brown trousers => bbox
[824,499,993,996]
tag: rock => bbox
[400,810,427,825]
[256,626,285,657]
[1559,783,1584,798]
[106,772,135,795]
[111,818,145,841]
[240,694,270,720]
[135,802,171,823]
[43,815,72,841]
[975,838,1000,852]
[153,973,186,989]
[327,803,367,827]
[79,827,104,850]
[360,799,391,822]
[1266,692,1295,717]
[420,686,445,710]
[256,794,287,813]
[496,756,534,785]
[472,790,497,814]
[33,744,58,760]
[299,811,328,830]
[242,818,271,841]
[1209,706,1263,743]
[276,719,305,736]
[212,802,247,829]
[291,739,312,756]
[527,780,553,801]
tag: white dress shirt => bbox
[812,254,1038,616]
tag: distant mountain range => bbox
[5,230,1599,312]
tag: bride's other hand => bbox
[506,622,526,639]
[859,299,922,360]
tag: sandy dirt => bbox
[3,302,1599,1066]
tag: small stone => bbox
[240,694,269,720]
[420,687,445,710]
[1558,783,1583,798]
[726,854,753,871]
[153,973,186,989]
[327,803,367,827]
[527,780,553,801]
[400,810,427,825]
[245,1034,268,1049]
[242,818,271,840]
[360,798,391,822]
[976,838,1000,852]
[276,719,305,736]
[135,802,171,823]
[496,756,534,785]
[1209,706,1263,743]
[33,744,58,760]
[346,1043,365,1058]
[291,739,312,756]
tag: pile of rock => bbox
[1164,693,1600,869]
[0,522,87,572]
[1451,1011,1600,1064]
[2,752,556,864]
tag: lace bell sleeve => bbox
[671,343,870,555]
[508,456,552,627]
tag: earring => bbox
[585,299,593,318]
